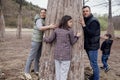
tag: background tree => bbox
[16,0,23,39]
[0,0,5,41]
[107,0,115,38]
[39,0,85,80]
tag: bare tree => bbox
[0,0,5,41]
[83,0,89,6]
[16,0,22,39]
[107,0,115,38]
[39,0,85,80]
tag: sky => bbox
[25,0,48,8]
[25,0,120,16]
[86,0,120,16]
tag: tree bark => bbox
[16,0,22,39]
[39,0,84,80]
[0,0,5,41]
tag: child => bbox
[44,15,81,80]
[100,34,113,72]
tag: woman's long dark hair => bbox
[58,15,72,29]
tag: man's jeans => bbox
[102,54,109,69]
[24,41,42,73]
[86,50,100,80]
[55,60,70,80]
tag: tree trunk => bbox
[16,0,22,39]
[0,0,5,41]
[107,0,115,39]
[16,13,22,39]
[39,0,84,80]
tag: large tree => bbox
[39,0,84,80]
[0,0,5,41]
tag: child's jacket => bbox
[101,39,113,54]
[44,28,79,61]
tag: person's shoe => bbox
[24,73,32,80]
[105,67,110,72]
[89,75,94,80]
[100,67,105,70]
[31,69,39,76]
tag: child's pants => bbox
[55,60,70,80]
[102,54,110,69]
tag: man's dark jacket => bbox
[83,14,100,51]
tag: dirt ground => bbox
[0,30,120,80]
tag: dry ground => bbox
[0,29,120,80]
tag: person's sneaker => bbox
[31,69,39,76]
[100,67,105,70]
[89,75,94,80]
[105,67,110,72]
[24,73,32,80]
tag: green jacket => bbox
[32,14,45,42]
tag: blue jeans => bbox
[102,54,110,69]
[24,41,42,73]
[86,50,99,80]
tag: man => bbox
[80,6,100,80]
[24,9,56,79]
